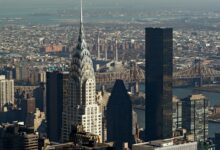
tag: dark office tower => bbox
[20,94,36,127]
[106,80,133,150]
[34,83,46,112]
[46,71,69,142]
[182,94,209,142]
[21,95,36,114]
[0,123,39,150]
[215,133,220,150]
[145,28,173,141]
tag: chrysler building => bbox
[62,0,102,142]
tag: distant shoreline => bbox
[208,119,220,124]
[194,85,220,93]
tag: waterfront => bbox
[135,87,220,138]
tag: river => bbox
[134,87,220,138]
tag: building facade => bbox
[0,123,39,150]
[0,75,14,110]
[106,80,134,150]
[46,71,69,142]
[215,133,220,150]
[172,96,182,132]
[145,28,173,141]
[61,0,102,142]
[182,94,209,142]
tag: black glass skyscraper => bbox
[106,80,134,150]
[46,71,69,142]
[145,28,173,141]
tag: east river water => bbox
[135,87,220,138]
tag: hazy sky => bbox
[0,0,220,19]
[0,0,220,9]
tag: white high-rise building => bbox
[0,75,14,110]
[62,0,102,142]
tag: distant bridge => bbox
[173,59,220,86]
[95,59,220,87]
[95,62,145,86]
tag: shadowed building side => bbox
[46,71,69,142]
[106,80,134,150]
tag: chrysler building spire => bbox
[62,0,102,142]
[80,0,83,25]
[77,0,87,50]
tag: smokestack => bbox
[115,39,118,62]
[97,32,101,60]
[105,40,108,60]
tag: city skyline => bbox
[0,0,220,149]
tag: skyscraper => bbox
[46,71,69,142]
[35,82,46,112]
[172,96,182,132]
[20,94,36,127]
[182,94,209,142]
[145,28,173,141]
[215,133,220,150]
[0,75,14,110]
[106,80,134,150]
[62,0,102,142]
[0,123,39,150]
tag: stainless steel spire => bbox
[77,0,87,50]
[80,0,83,31]
[63,0,102,142]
